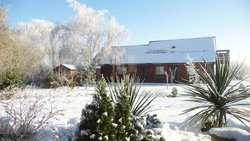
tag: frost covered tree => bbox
[17,20,75,87]
[77,77,116,141]
[17,20,73,70]
[66,0,127,67]
[169,67,177,83]
[17,0,128,85]
[231,60,250,80]
[185,54,199,84]
[0,8,41,89]
[65,0,128,85]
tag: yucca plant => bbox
[110,74,157,116]
[182,57,250,129]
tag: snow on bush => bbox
[185,54,200,84]
[133,114,165,141]
[0,95,63,140]
[1,81,249,141]
[171,87,178,97]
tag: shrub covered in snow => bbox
[0,96,63,140]
[133,114,166,141]
[185,54,200,84]
[77,64,96,87]
[171,87,178,97]
[42,73,78,88]
[76,75,165,141]
[114,93,138,141]
[76,77,116,141]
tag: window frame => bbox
[155,66,165,75]
[116,66,127,75]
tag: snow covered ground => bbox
[0,82,250,141]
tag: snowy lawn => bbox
[0,82,250,141]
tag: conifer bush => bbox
[114,93,138,141]
[77,77,116,141]
[0,71,23,90]
[77,75,166,141]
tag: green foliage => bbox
[182,57,250,129]
[0,71,23,90]
[114,90,138,141]
[201,120,219,132]
[77,77,116,141]
[110,75,157,116]
[95,78,116,141]
[77,75,164,141]
[41,73,78,88]
[77,64,96,86]
[41,73,54,88]
[171,87,178,97]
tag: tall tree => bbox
[185,54,199,84]
[231,60,250,80]
[17,0,128,77]
[17,19,57,69]
[0,8,41,88]
[65,0,128,66]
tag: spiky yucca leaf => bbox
[110,74,157,116]
[182,57,250,128]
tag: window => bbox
[128,65,137,73]
[116,66,127,75]
[155,66,164,75]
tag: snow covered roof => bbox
[99,37,217,64]
[61,64,77,70]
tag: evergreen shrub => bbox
[0,71,23,90]
[77,77,116,141]
[76,75,166,141]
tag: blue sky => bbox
[2,0,250,63]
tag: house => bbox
[97,36,229,83]
[53,64,77,79]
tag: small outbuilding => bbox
[53,64,77,79]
